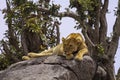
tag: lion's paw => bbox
[28,52,38,58]
[66,54,74,60]
[22,56,31,60]
[75,56,83,61]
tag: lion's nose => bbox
[65,52,70,55]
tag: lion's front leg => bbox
[28,52,41,58]
[28,51,53,58]
[22,51,53,60]
[27,48,54,58]
[75,48,88,61]
[22,48,54,60]
[22,53,39,60]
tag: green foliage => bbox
[25,17,41,33]
[70,0,99,10]
[49,3,60,15]
[78,0,94,11]
[18,1,37,16]
[12,0,27,6]
[96,44,105,56]
[69,0,100,29]
[0,54,10,70]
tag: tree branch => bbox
[107,0,120,58]
[81,22,96,47]
[93,0,101,43]
[38,7,81,23]
[21,31,29,55]
[108,1,120,59]
[107,16,120,58]
[38,7,95,47]
[102,0,109,13]
[99,0,109,42]
[54,21,60,44]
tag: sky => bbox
[0,0,7,39]
[0,0,120,74]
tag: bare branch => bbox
[38,7,81,23]
[99,0,109,42]
[82,30,96,47]
[107,0,120,57]
[102,0,109,13]
[93,0,101,42]
[54,21,60,44]
[82,23,96,47]
[108,15,120,57]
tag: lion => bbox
[22,33,88,61]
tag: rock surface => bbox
[0,55,96,80]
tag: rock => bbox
[0,55,96,80]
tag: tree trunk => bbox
[21,29,44,53]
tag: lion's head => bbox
[62,37,81,55]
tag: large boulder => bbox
[0,55,96,80]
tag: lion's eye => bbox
[64,50,67,52]
[69,44,72,47]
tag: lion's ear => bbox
[76,38,82,45]
[62,37,66,42]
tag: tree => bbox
[0,0,60,70]
[0,0,120,80]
